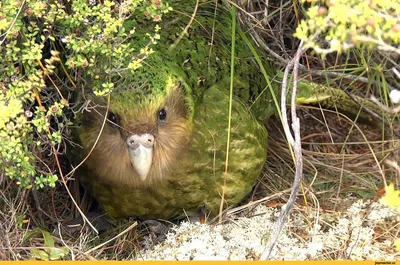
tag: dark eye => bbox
[107,111,118,128]
[158,108,167,122]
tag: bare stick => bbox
[260,41,305,260]
[247,25,397,91]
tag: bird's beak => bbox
[126,133,155,181]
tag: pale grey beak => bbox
[126,133,154,181]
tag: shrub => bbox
[0,0,170,189]
[294,0,400,251]
[295,0,400,55]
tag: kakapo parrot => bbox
[74,0,274,220]
[73,0,368,220]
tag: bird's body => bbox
[74,0,372,220]
[75,0,271,219]
[79,83,267,219]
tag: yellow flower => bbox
[381,183,400,212]
[0,18,9,31]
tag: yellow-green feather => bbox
[74,0,373,220]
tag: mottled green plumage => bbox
[72,0,273,220]
[79,83,267,219]
[73,0,373,220]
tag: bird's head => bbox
[79,72,194,188]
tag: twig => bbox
[370,95,400,114]
[243,21,398,91]
[226,188,292,216]
[84,221,138,255]
[0,0,26,45]
[169,0,199,50]
[342,88,385,122]
[260,41,305,260]
[59,94,113,234]
[393,67,400,80]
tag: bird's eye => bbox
[158,108,167,122]
[107,111,118,128]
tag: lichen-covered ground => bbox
[139,200,399,260]
[1,108,399,260]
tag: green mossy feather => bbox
[73,0,377,220]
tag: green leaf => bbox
[48,246,70,260]
[23,228,55,248]
[26,229,69,260]
[30,249,50,261]
[41,229,55,248]
[23,228,42,241]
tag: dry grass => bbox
[1,0,399,260]
[260,107,400,259]
[264,107,399,200]
[1,106,398,260]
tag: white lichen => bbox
[138,199,399,260]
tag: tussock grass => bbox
[1,0,399,260]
